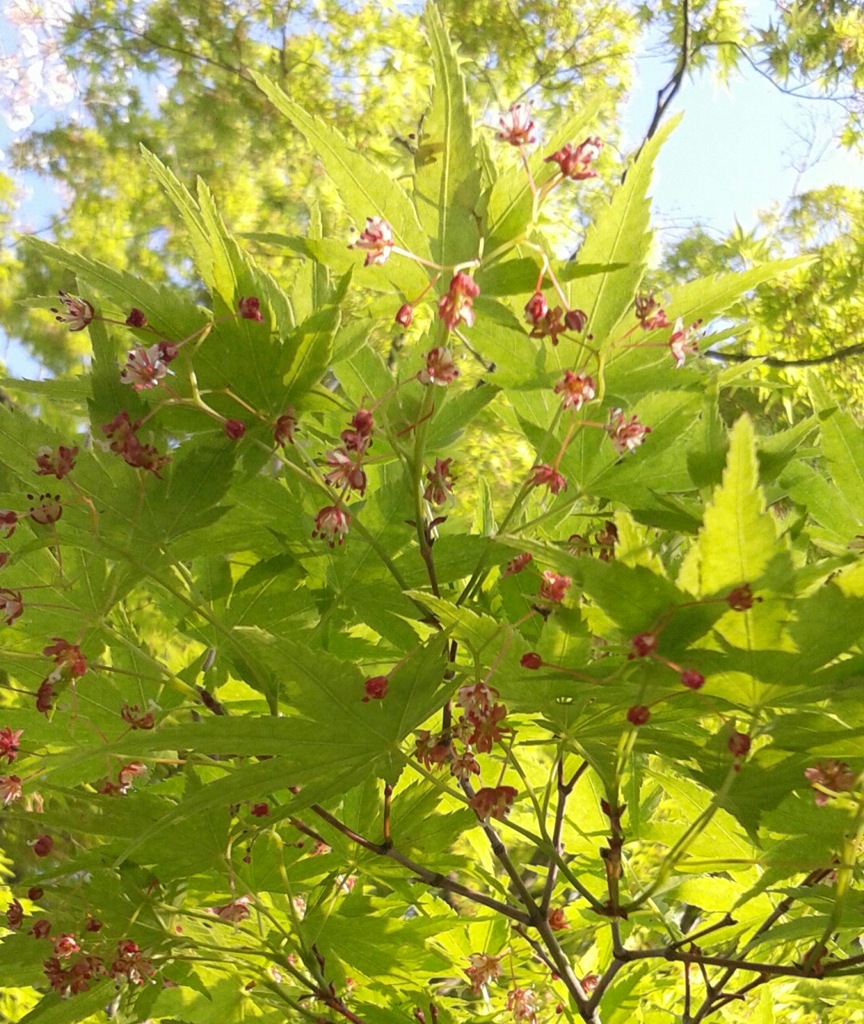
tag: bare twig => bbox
[308,803,531,924]
[704,342,864,367]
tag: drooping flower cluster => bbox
[805,760,857,805]
[35,445,78,479]
[438,272,480,331]
[313,407,376,547]
[634,293,669,331]
[50,292,93,332]
[423,457,456,506]
[350,217,394,266]
[668,317,700,369]
[554,371,596,411]
[120,344,169,390]
[544,137,602,181]
[0,726,22,763]
[419,346,459,386]
[606,409,652,454]
[465,951,503,993]
[101,411,171,477]
[496,102,536,146]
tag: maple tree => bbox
[1,6,864,1024]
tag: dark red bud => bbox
[627,705,650,726]
[224,419,246,440]
[395,304,414,328]
[32,835,53,857]
[362,675,389,701]
[125,308,148,328]
[728,732,751,757]
[564,308,587,332]
[680,669,705,690]
[520,652,543,670]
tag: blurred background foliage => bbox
[0,0,862,404]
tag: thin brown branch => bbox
[633,0,691,165]
[540,759,585,913]
[704,342,864,367]
[308,803,531,924]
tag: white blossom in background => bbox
[0,0,76,132]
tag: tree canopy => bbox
[1,4,864,1024]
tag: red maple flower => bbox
[538,570,571,604]
[238,296,263,321]
[465,951,503,993]
[438,272,480,331]
[627,705,650,726]
[43,638,87,678]
[350,217,394,266]
[35,445,78,479]
[312,505,351,548]
[419,346,460,386]
[504,552,533,576]
[524,291,549,325]
[530,464,567,495]
[629,632,657,659]
[50,291,94,331]
[274,409,297,447]
[362,675,389,701]
[804,760,857,805]
[554,371,596,411]
[469,785,517,821]
[634,293,669,330]
[607,409,651,454]
[424,457,456,505]
[0,726,22,763]
[5,898,23,929]
[0,588,23,626]
[496,102,536,146]
[544,136,602,180]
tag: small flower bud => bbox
[238,296,263,321]
[125,308,148,328]
[728,732,751,758]
[32,835,53,857]
[520,652,543,670]
[224,419,246,440]
[629,632,657,658]
[362,676,389,701]
[395,304,413,328]
[680,669,705,690]
[251,803,270,817]
[28,886,44,901]
[627,705,650,726]
[524,292,548,325]
[564,308,587,332]
[727,584,760,611]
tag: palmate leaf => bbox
[251,72,431,263]
[678,415,779,597]
[819,406,864,535]
[571,117,679,349]
[414,6,481,268]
